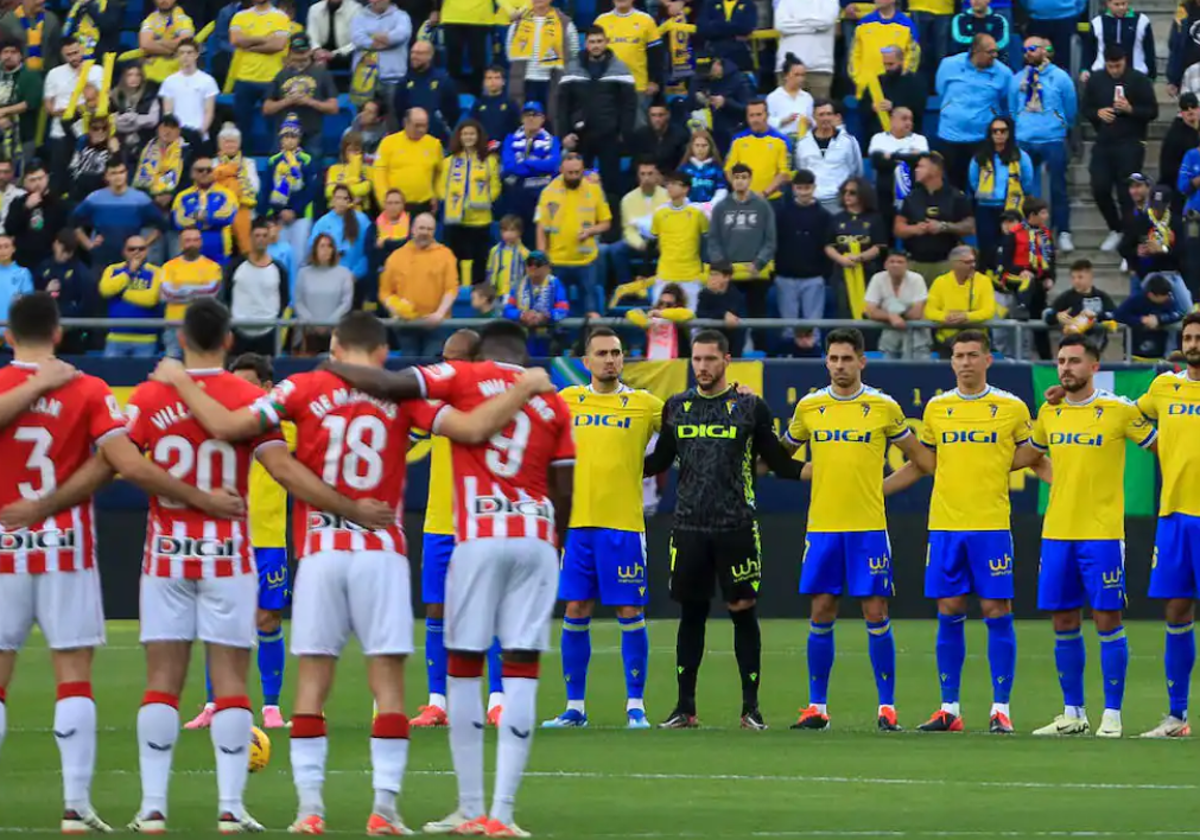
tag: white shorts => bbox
[0,569,106,651]
[139,574,258,648]
[290,550,413,657]
[445,537,559,653]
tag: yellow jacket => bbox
[849,11,921,94]
[379,240,459,318]
[926,270,996,343]
[372,132,444,207]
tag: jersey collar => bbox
[10,360,39,369]
[1064,388,1100,407]
[185,368,224,376]
[953,385,992,400]
[697,385,732,399]
[588,382,632,394]
[828,384,866,401]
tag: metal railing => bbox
[20,317,1175,365]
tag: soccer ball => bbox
[249,726,271,774]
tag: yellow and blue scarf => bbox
[16,6,45,70]
[270,149,304,207]
[350,51,378,108]
[442,153,492,225]
[64,0,105,59]
[134,139,183,196]
[978,158,1025,212]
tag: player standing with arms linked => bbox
[1133,313,1200,737]
[883,331,1047,733]
[785,328,929,733]
[643,330,804,731]
[0,293,246,834]
[153,313,550,836]
[328,320,575,838]
[1028,334,1156,738]
[187,353,296,732]
[544,326,661,730]
[413,330,506,730]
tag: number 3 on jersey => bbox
[14,426,55,499]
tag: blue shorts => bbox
[1038,539,1126,612]
[255,547,291,612]
[421,533,456,605]
[1148,513,1200,600]
[800,531,894,599]
[925,530,1015,601]
[559,527,648,607]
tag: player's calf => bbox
[291,656,336,827]
[51,651,106,833]
[446,651,488,823]
[545,600,593,728]
[208,644,259,827]
[491,653,539,830]
[615,604,649,728]
[367,653,412,832]
[255,609,287,728]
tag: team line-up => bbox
[0,295,1199,837]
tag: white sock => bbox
[490,676,537,826]
[447,676,485,819]
[0,692,7,757]
[941,702,961,716]
[1064,705,1085,719]
[566,699,585,714]
[54,693,96,813]
[626,698,645,712]
[370,714,409,821]
[812,703,828,715]
[488,692,504,712]
[991,703,1010,717]
[211,703,253,817]
[290,734,328,818]
[137,701,179,818]
[428,693,447,710]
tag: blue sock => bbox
[425,617,447,700]
[561,616,591,704]
[1099,625,1129,711]
[1054,629,1086,709]
[867,619,896,706]
[257,628,285,707]
[984,614,1017,704]
[205,663,214,705]
[936,613,967,705]
[486,636,504,697]
[618,613,648,701]
[807,621,835,705]
[1165,622,1195,720]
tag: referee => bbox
[644,330,803,730]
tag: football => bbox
[248,726,271,774]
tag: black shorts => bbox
[668,524,762,603]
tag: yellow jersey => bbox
[1136,370,1200,518]
[920,386,1032,532]
[1031,389,1158,540]
[786,384,911,533]
[651,202,708,282]
[561,383,662,532]
[424,435,455,536]
[249,421,295,547]
[725,130,792,199]
[160,255,223,321]
[230,7,292,83]
[595,9,660,92]
[140,7,196,83]
[535,176,612,267]
[371,131,444,206]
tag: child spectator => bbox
[325,131,373,210]
[1043,258,1117,347]
[471,281,501,316]
[1116,271,1193,359]
[263,114,319,267]
[677,129,727,213]
[950,0,1011,61]
[695,262,746,356]
[626,281,694,360]
[503,249,568,355]
[1083,0,1156,82]
[470,66,520,152]
[485,214,529,299]
[996,199,1055,358]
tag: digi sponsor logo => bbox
[154,535,237,558]
[0,529,76,553]
[940,430,998,444]
[1049,432,1103,446]
[812,429,872,443]
[471,496,552,519]
[574,414,632,429]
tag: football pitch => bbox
[2,619,1198,839]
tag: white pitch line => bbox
[5,830,1200,838]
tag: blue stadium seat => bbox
[459,93,476,113]
[322,95,355,155]
[119,30,139,53]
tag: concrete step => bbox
[1082,120,1173,141]
[1080,137,1164,162]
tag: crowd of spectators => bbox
[0,0,1196,360]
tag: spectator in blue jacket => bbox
[679,128,728,207]
[1024,0,1088,70]
[34,231,92,353]
[968,116,1035,270]
[0,234,32,324]
[262,115,320,275]
[503,250,568,356]
[686,56,754,154]
[1116,271,1193,359]
[308,184,372,284]
[696,0,757,73]
[393,39,461,142]
[935,34,1013,190]
[471,66,521,152]
[501,102,563,246]
[950,0,1011,63]
[1012,35,1078,252]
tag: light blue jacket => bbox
[1010,62,1078,143]
[1022,0,1087,21]
[0,262,32,323]
[968,151,1036,207]
[309,210,371,281]
[1176,147,1200,214]
[936,53,1013,143]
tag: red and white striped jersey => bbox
[252,370,438,558]
[0,362,128,575]
[126,370,282,579]
[416,361,575,546]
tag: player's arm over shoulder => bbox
[1124,398,1158,448]
[151,359,278,441]
[643,396,678,476]
[752,397,803,480]
[1135,375,1167,421]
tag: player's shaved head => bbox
[443,329,480,362]
[333,311,389,363]
[182,298,232,355]
[6,291,61,347]
[477,320,530,365]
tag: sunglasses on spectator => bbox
[193,166,212,172]
[127,245,147,252]
[992,127,1009,134]
[1025,45,1042,52]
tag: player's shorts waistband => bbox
[1159,512,1200,524]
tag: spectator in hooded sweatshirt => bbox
[696,0,757,72]
[935,34,1013,190]
[774,169,832,348]
[1160,93,1200,216]
[795,98,864,213]
[685,54,753,153]
[773,0,838,100]
[1116,271,1193,360]
[950,0,1011,62]
[1024,0,1088,71]
[393,39,461,143]
[470,66,521,150]
[708,162,776,350]
[1082,0,1156,82]
[1012,35,1078,253]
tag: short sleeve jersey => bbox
[1136,371,1200,519]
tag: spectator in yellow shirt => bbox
[595,0,664,108]
[725,100,793,199]
[139,0,195,85]
[229,0,291,143]
[372,107,444,215]
[535,154,612,317]
[926,245,997,351]
[160,227,223,357]
[378,212,459,355]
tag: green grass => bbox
[3,619,1199,838]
